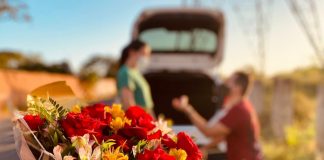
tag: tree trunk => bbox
[316,84,324,159]
[271,78,293,140]
[249,80,264,115]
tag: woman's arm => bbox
[121,87,136,109]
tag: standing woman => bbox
[117,39,154,116]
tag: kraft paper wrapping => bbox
[13,114,55,160]
[12,81,82,160]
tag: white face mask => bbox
[137,56,150,71]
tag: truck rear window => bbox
[139,28,217,54]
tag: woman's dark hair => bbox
[118,39,147,67]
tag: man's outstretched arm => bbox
[202,135,225,150]
[172,96,230,138]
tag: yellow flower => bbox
[110,117,123,132]
[167,119,174,127]
[110,117,131,132]
[169,148,187,160]
[71,105,81,113]
[102,147,128,160]
[105,104,125,119]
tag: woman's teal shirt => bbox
[117,65,153,109]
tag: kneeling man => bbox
[173,72,263,160]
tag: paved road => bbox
[0,119,20,160]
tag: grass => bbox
[259,66,321,160]
[262,123,316,160]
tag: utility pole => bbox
[286,1,324,158]
[182,0,187,7]
[256,0,266,76]
[193,0,201,7]
[182,0,202,7]
[231,0,273,76]
[286,0,324,67]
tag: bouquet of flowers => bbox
[13,82,202,160]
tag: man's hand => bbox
[173,95,230,139]
[172,95,191,113]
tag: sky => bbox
[0,0,323,76]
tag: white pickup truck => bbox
[132,8,226,150]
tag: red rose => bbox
[125,106,146,119]
[118,127,148,140]
[176,132,202,160]
[161,134,177,149]
[137,147,175,160]
[159,153,176,160]
[82,103,112,124]
[23,115,45,131]
[148,130,162,140]
[60,112,105,141]
[137,116,155,130]
[125,106,155,130]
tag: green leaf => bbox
[48,97,68,120]
[101,139,116,151]
[27,96,54,123]
[53,131,58,146]
[61,145,75,157]
[136,140,147,153]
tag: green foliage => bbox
[285,124,315,148]
[263,124,316,160]
[0,50,72,74]
[80,72,100,87]
[27,95,70,151]
[18,61,72,74]
[27,96,68,122]
[27,96,54,123]
[53,131,58,146]
[101,139,116,152]
[261,65,320,160]
[293,90,315,126]
[79,55,118,81]
[61,145,76,158]
[0,51,25,68]
[49,97,68,119]
[136,140,147,152]
[0,0,30,21]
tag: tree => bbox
[0,51,72,74]
[0,51,25,68]
[0,0,30,21]
[18,61,72,74]
[79,55,118,81]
